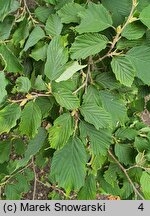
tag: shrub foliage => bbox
[0,0,150,200]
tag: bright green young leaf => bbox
[16,77,31,93]
[57,2,85,23]
[80,121,112,155]
[80,103,112,130]
[0,71,8,104]
[122,22,146,40]
[126,46,150,85]
[23,26,45,51]
[55,61,87,82]
[139,4,150,29]
[30,43,48,61]
[91,154,106,172]
[45,36,68,80]
[53,88,80,110]
[115,144,135,165]
[0,140,11,164]
[19,101,42,138]
[0,104,21,134]
[50,137,87,193]
[76,2,112,34]
[78,175,96,200]
[45,14,63,37]
[140,172,150,199]
[0,16,14,40]
[99,91,128,125]
[0,44,23,73]
[48,113,74,149]
[111,56,136,87]
[70,33,109,60]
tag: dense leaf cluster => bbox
[0,0,150,200]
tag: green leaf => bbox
[140,172,150,199]
[53,88,80,110]
[83,86,102,106]
[35,96,54,118]
[126,46,150,85]
[0,44,23,73]
[23,26,45,51]
[80,121,112,155]
[102,0,131,26]
[45,36,68,80]
[35,6,54,23]
[57,2,85,24]
[19,101,42,138]
[55,61,87,82]
[0,104,21,134]
[33,75,47,91]
[76,2,112,34]
[134,137,150,152]
[70,33,108,60]
[99,91,128,125]
[0,0,19,22]
[12,18,30,47]
[0,16,14,40]
[115,144,134,165]
[48,113,74,149]
[78,175,96,200]
[50,137,87,193]
[0,140,11,163]
[115,127,138,140]
[45,14,63,37]
[122,22,146,40]
[30,43,48,61]
[16,77,31,93]
[139,4,150,28]
[80,103,112,130]
[104,164,118,187]
[91,154,106,172]
[96,72,121,90]
[111,56,136,87]
[16,128,47,169]
[0,71,8,104]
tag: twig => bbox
[9,92,51,105]
[73,56,92,94]
[0,162,32,187]
[32,157,37,200]
[108,149,145,200]
[95,0,137,64]
[23,0,38,25]
[36,179,68,198]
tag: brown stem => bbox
[95,0,137,64]
[108,149,145,200]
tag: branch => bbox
[95,0,137,64]
[73,56,92,94]
[108,149,145,200]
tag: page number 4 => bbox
[138,203,144,211]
